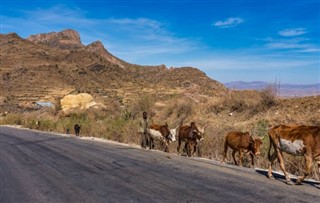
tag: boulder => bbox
[60,93,97,112]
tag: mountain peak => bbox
[27,29,83,49]
[86,40,125,68]
[86,40,105,51]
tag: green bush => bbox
[38,119,57,131]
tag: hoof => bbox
[267,175,275,180]
[286,180,295,185]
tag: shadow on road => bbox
[255,168,320,189]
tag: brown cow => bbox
[149,123,173,152]
[177,122,205,157]
[267,125,320,185]
[223,131,262,167]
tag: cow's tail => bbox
[223,138,228,158]
[267,129,273,161]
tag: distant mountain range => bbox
[224,81,320,97]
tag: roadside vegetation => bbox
[1,85,319,180]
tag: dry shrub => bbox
[1,113,23,125]
[37,119,57,131]
[224,97,247,113]
[164,100,193,120]
[129,94,154,119]
[259,84,278,108]
[102,117,126,142]
[205,99,225,114]
[99,98,122,117]
[206,91,250,115]
[121,119,140,144]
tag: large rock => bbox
[60,93,97,112]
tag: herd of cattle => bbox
[73,122,320,185]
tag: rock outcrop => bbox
[27,29,83,49]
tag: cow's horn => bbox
[201,123,208,133]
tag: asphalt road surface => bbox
[1,126,319,203]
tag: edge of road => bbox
[2,124,320,185]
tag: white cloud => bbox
[213,17,244,28]
[296,48,320,53]
[106,18,161,30]
[264,37,319,53]
[278,28,307,37]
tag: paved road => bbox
[1,126,319,203]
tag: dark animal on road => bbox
[177,122,205,157]
[149,123,173,152]
[74,124,81,136]
[223,131,262,167]
[267,125,320,185]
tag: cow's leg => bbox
[222,142,228,163]
[276,150,293,185]
[148,133,154,150]
[239,150,243,167]
[177,139,181,155]
[149,137,154,150]
[186,143,192,157]
[250,152,255,167]
[267,151,277,179]
[267,142,277,179]
[146,133,150,149]
[188,142,196,157]
[197,145,202,157]
[232,150,238,165]
[151,137,155,149]
[297,154,312,185]
[141,133,147,149]
[163,140,169,153]
[192,143,197,157]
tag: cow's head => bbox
[170,122,183,142]
[190,122,205,142]
[250,135,262,156]
[161,123,173,143]
[198,123,207,142]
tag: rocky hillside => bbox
[0,29,225,112]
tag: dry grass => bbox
[1,93,319,181]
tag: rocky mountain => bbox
[0,29,226,112]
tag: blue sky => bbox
[1,0,319,84]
